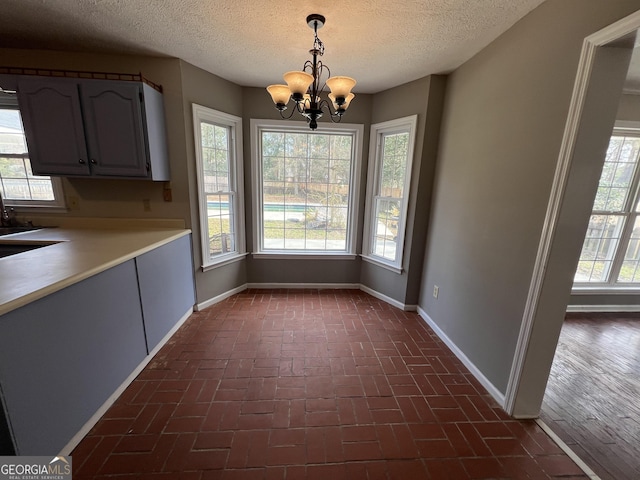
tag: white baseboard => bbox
[566,304,640,312]
[246,282,360,290]
[196,284,248,311]
[536,419,601,479]
[58,307,193,456]
[417,307,506,407]
[359,285,416,311]
[197,283,416,312]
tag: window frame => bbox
[0,93,66,211]
[573,122,640,292]
[192,103,246,270]
[250,119,363,259]
[362,115,418,273]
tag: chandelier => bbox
[266,14,356,130]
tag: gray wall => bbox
[0,47,447,308]
[360,76,446,305]
[419,0,640,397]
[240,87,372,287]
[0,48,189,224]
[178,61,248,304]
[616,92,640,122]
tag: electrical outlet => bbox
[68,196,79,209]
[433,285,439,299]
[143,199,151,212]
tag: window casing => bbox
[362,115,418,272]
[193,104,245,269]
[0,94,65,209]
[251,119,363,257]
[574,125,640,288]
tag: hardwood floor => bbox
[540,313,640,480]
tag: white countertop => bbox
[0,226,191,316]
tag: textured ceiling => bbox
[0,0,548,94]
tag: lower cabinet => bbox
[136,235,195,351]
[0,235,194,455]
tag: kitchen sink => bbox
[0,243,48,258]
[0,226,42,236]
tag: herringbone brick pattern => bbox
[72,289,587,479]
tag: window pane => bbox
[574,215,624,282]
[0,110,28,154]
[0,108,58,203]
[207,193,235,256]
[372,198,400,260]
[26,179,55,201]
[592,135,640,211]
[364,118,415,267]
[201,122,230,192]
[0,157,27,178]
[379,132,409,197]
[617,216,640,282]
[260,130,353,252]
[194,106,244,266]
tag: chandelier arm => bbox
[318,99,341,120]
[267,13,354,130]
[278,107,298,120]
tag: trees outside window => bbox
[362,116,417,271]
[251,120,363,256]
[575,127,640,285]
[193,104,245,268]
[0,97,64,209]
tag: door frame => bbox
[504,9,640,416]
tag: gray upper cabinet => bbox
[18,76,170,180]
[80,81,148,177]
[17,78,91,176]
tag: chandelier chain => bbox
[312,21,325,56]
[266,14,356,130]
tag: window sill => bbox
[202,252,248,271]
[252,252,357,260]
[361,255,403,274]
[572,286,640,295]
[7,205,68,214]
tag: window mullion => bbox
[611,132,640,284]
[608,213,632,284]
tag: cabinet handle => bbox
[79,159,86,164]
[90,159,97,165]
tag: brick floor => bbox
[71,289,587,479]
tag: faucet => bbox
[0,191,12,227]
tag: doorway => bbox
[541,312,640,479]
[539,45,640,480]
[505,10,640,419]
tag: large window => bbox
[251,120,363,256]
[0,95,64,209]
[575,127,640,286]
[362,116,417,271]
[193,104,245,269]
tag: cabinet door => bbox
[136,234,195,351]
[17,77,91,176]
[0,260,147,455]
[80,81,149,177]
